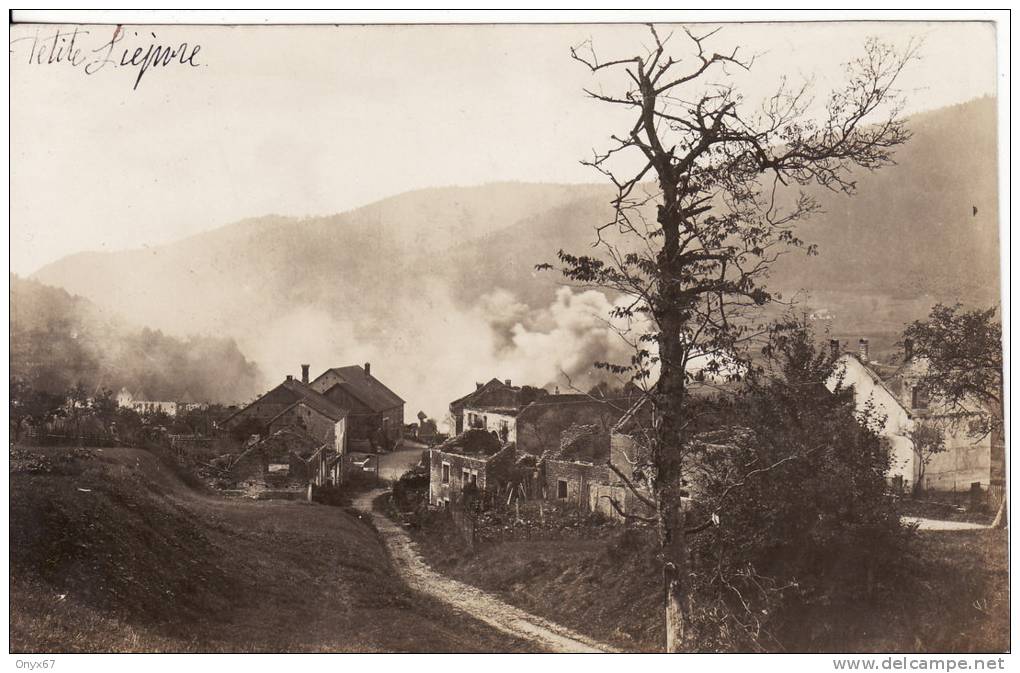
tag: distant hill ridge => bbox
[28,97,1000,405]
[10,274,261,402]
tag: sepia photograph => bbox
[7,9,1009,661]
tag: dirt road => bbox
[352,489,619,653]
[377,444,428,482]
[902,516,991,531]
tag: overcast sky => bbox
[10,21,997,274]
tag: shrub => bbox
[683,324,911,651]
[392,467,429,512]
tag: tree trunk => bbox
[664,561,686,651]
[656,307,691,652]
[913,463,926,497]
[652,170,694,652]
[661,495,689,652]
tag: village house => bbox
[826,342,916,489]
[464,404,519,443]
[219,369,349,455]
[428,430,518,507]
[116,389,180,416]
[308,362,404,451]
[448,378,545,435]
[828,338,1005,504]
[540,424,614,508]
[433,381,641,514]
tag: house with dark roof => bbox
[308,362,404,451]
[220,374,348,452]
[223,363,405,455]
[448,378,548,435]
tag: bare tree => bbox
[546,25,917,651]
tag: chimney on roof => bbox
[286,374,293,381]
[829,339,840,361]
[505,379,512,387]
[476,382,483,390]
[903,338,914,362]
[858,338,870,363]
[301,364,310,385]
[364,362,371,377]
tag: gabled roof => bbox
[835,353,912,417]
[278,378,348,421]
[450,377,517,408]
[313,365,404,413]
[221,377,347,426]
[268,397,347,427]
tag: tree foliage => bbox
[10,377,67,442]
[902,303,1003,436]
[684,323,906,651]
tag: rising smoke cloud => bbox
[239,282,643,431]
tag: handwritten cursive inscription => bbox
[10,25,202,90]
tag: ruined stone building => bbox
[432,383,643,515]
[428,430,518,507]
[536,395,658,522]
[515,394,628,456]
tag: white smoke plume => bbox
[239,283,644,432]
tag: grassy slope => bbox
[10,447,529,653]
[434,537,665,652]
[402,513,1009,653]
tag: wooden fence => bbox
[20,431,119,447]
[987,481,1005,509]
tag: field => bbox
[9,446,529,653]
[10,444,1008,653]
